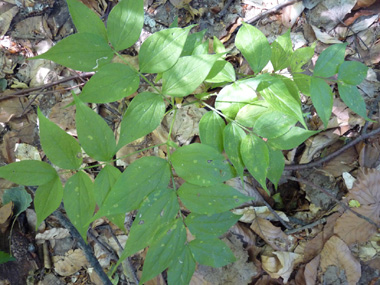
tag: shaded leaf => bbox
[3,186,32,215]
[267,148,285,189]
[310,77,333,127]
[171,143,236,187]
[314,43,347,77]
[0,251,15,264]
[271,29,293,71]
[38,108,82,169]
[205,60,236,83]
[338,83,369,119]
[118,92,165,149]
[223,123,246,177]
[80,63,139,103]
[94,165,121,206]
[253,110,297,139]
[199,111,225,152]
[290,46,315,73]
[235,101,271,127]
[189,238,235,267]
[181,29,206,56]
[338,61,368,85]
[31,33,113,72]
[167,246,196,285]
[267,127,319,150]
[178,182,251,214]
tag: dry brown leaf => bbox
[0,201,13,233]
[0,97,29,123]
[250,217,292,251]
[52,249,89,276]
[353,0,376,9]
[0,4,19,37]
[48,97,77,136]
[36,228,70,244]
[320,236,361,285]
[334,168,380,245]
[304,255,320,285]
[282,1,304,28]
[261,251,303,283]
[233,206,289,223]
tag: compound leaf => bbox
[338,61,368,85]
[66,0,107,40]
[235,22,271,73]
[162,54,220,97]
[267,127,319,150]
[167,246,196,285]
[223,123,246,177]
[80,63,139,103]
[139,25,194,73]
[271,29,293,71]
[338,83,369,119]
[75,95,116,161]
[31,33,113,72]
[38,108,82,169]
[0,160,57,186]
[171,143,236,187]
[189,238,235,267]
[120,188,179,258]
[34,176,63,228]
[95,156,171,218]
[178,182,251,214]
[63,171,95,240]
[140,219,186,283]
[107,0,144,51]
[241,134,269,192]
[310,77,333,127]
[199,111,225,152]
[118,92,165,149]
[314,43,347,77]
[185,212,241,238]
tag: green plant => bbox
[0,0,369,283]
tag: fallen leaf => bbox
[304,255,320,285]
[0,97,29,123]
[0,3,19,37]
[261,251,303,283]
[52,249,89,276]
[36,228,70,244]
[233,206,289,223]
[320,236,361,285]
[334,168,380,244]
[0,201,13,233]
[311,25,342,44]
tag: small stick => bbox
[285,217,327,234]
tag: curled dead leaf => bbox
[52,249,88,276]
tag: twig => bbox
[284,127,380,171]
[283,175,380,229]
[246,0,302,24]
[53,210,113,285]
[285,217,327,234]
[0,72,94,100]
[88,229,119,261]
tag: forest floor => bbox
[0,0,380,284]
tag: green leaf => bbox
[80,63,139,103]
[258,77,305,127]
[63,171,95,240]
[293,73,311,96]
[290,46,315,73]
[235,22,271,73]
[215,80,258,119]
[171,143,236,186]
[241,134,269,192]
[189,238,235,267]
[185,212,241,238]
[38,108,82,169]
[31,33,113,71]
[253,110,297,139]
[314,43,347,77]
[162,54,220,97]
[107,0,144,51]
[235,101,271,127]
[338,61,368,85]
[267,148,285,189]
[213,36,226,53]
[167,246,196,285]
[0,161,57,185]
[223,123,246,177]
[271,29,293,71]
[338,83,369,119]
[95,156,171,217]
[140,219,186,283]
[94,165,121,206]
[205,60,236,83]
[267,127,319,150]
[74,95,116,161]
[34,176,63,228]
[178,182,251,214]
[120,188,179,258]
[310,77,333,127]
[199,112,225,152]
[66,0,107,40]
[118,92,165,149]
[3,186,32,215]
[139,26,194,73]
[0,251,15,264]
[181,29,206,56]
[272,74,301,103]
[192,41,209,55]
